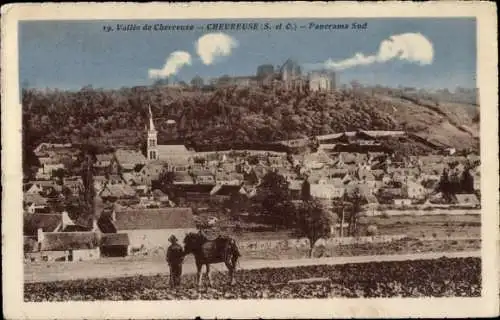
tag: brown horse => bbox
[183,232,240,289]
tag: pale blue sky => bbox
[19,18,476,91]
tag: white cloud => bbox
[148,51,192,79]
[324,33,434,71]
[196,33,238,65]
[325,53,377,70]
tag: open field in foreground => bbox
[25,257,481,300]
[25,239,480,283]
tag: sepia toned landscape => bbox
[20,18,482,300]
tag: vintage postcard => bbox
[2,2,499,319]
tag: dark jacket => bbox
[166,243,184,265]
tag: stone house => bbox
[98,207,197,254]
[35,230,101,262]
[25,212,101,262]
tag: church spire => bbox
[148,105,156,132]
[147,104,158,161]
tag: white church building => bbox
[146,106,193,166]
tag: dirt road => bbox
[25,250,480,284]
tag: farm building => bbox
[37,231,101,262]
[24,211,102,262]
[100,233,130,257]
[25,228,101,262]
[98,207,197,253]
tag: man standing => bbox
[166,235,184,287]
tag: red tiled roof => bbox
[114,208,196,230]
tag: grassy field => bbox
[242,238,481,260]
[228,214,481,241]
[358,214,480,239]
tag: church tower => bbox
[147,105,158,161]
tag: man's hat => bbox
[169,235,178,243]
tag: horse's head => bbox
[183,232,204,255]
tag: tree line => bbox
[22,85,414,155]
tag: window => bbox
[149,139,156,147]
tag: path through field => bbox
[25,250,480,284]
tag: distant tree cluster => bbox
[437,167,475,201]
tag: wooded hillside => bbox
[22,85,479,153]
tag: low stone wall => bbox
[239,234,408,252]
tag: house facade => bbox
[100,207,197,254]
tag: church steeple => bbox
[147,105,158,161]
[149,105,156,132]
